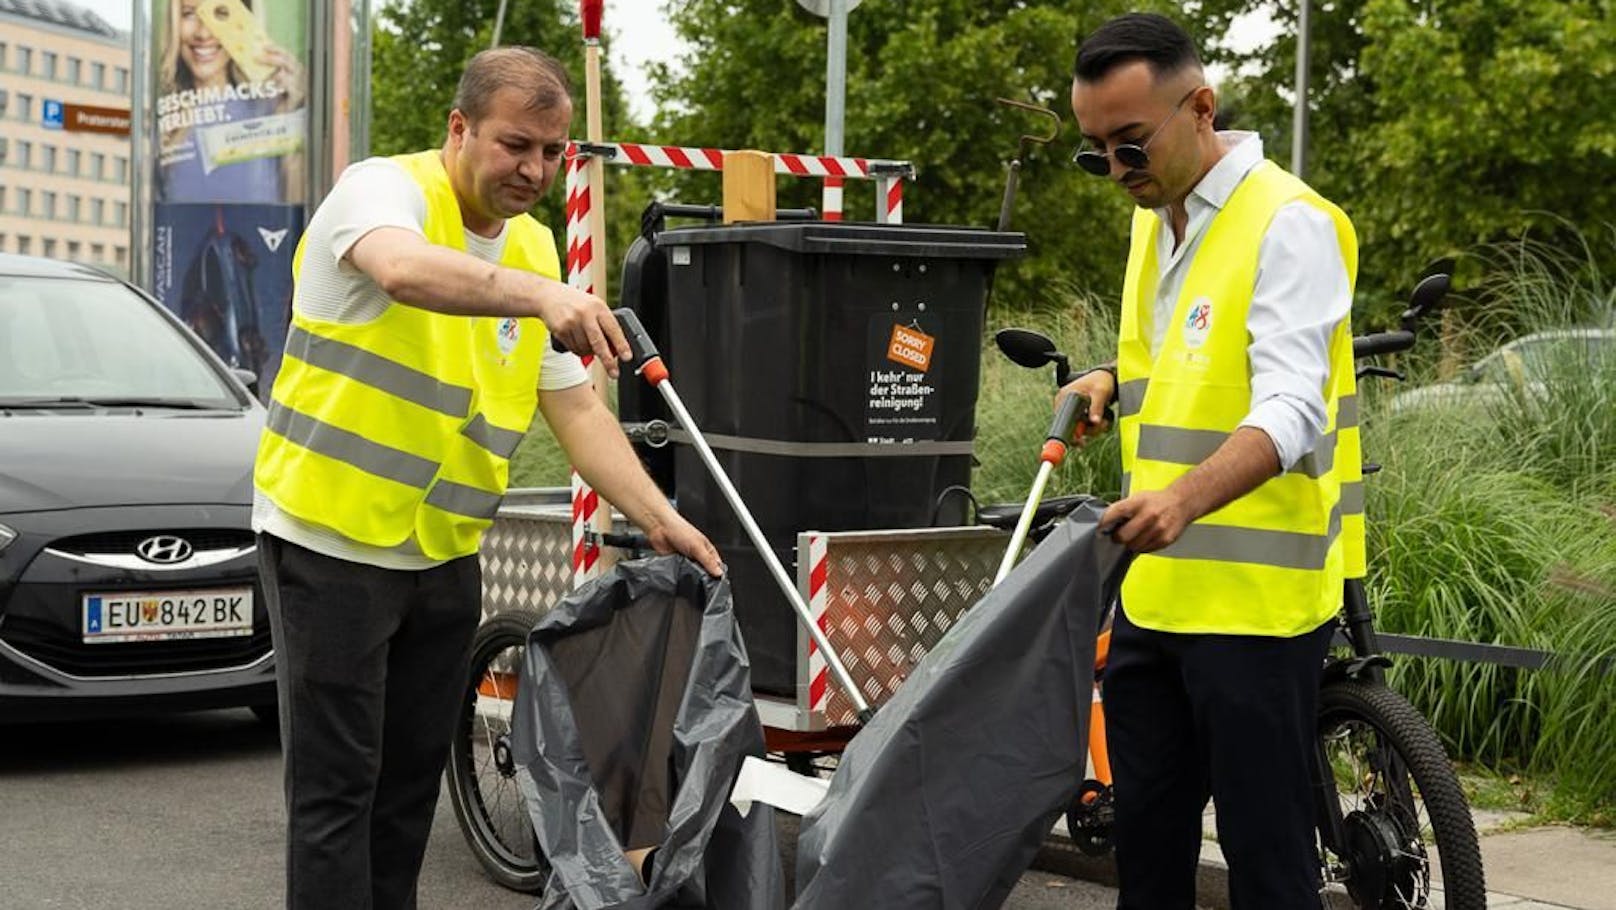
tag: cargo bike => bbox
[447,209,1484,909]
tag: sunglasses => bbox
[1073,87,1202,177]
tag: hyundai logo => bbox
[136,535,194,565]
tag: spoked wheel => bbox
[1315,679,1486,910]
[446,610,550,893]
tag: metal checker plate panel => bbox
[803,527,1005,728]
[479,509,576,623]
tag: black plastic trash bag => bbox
[794,505,1128,909]
[508,555,785,910]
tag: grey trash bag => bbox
[507,554,786,910]
[794,504,1127,909]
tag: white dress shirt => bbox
[1146,132,1352,471]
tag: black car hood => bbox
[0,410,265,513]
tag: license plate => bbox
[82,588,254,643]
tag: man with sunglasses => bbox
[1061,13,1361,909]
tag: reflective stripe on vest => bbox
[1115,160,1363,636]
[254,149,556,557]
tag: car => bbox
[1389,328,1615,416]
[0,253,275,722]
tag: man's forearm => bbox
[375,241,556,319]
[1168,426,1281,521]
[539,386,676,534]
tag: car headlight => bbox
[0,523,16,554]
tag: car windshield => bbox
[0,275,240,407]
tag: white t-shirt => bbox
[253,156,588,570]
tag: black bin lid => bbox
[654,221,1027,260]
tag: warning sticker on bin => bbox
[887,323,935,373]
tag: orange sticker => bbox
[887,324,935,373]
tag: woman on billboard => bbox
[155,0,306,203]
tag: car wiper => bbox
[78,396,224,410]
[0,396,225,411]
[0,397,97,409]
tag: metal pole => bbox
[130,0,150,289]
[654,379,872,717]
[491,0,509,47]
[824,0,847,157]
[1292,0,1311,178]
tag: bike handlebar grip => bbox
[1049,392,1086,443]
[612,307,661,365]
[600,531,653,551]
[1352,330,1416,359]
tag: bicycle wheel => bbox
[446,609,549,893]
[1316,678,1486,910]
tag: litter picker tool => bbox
[610,308,874,722]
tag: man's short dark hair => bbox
[1073,13,1202,83]
[454,47,572,122]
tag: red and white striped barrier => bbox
[564,155,604,582]
[566,141,912,224]
[804,532,831,713]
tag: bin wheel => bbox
[446,610,550,893]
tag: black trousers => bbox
[1105,602,1334,910]
[258,534,483,910]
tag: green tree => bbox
[1221,0,1616,323]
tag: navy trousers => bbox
[1105,603,1334,909]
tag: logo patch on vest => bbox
[1182,297,1213,349]
[496,318,521,360]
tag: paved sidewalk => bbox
[1036,806,1616,909]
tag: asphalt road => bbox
[0,709,1124,909]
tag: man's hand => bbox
[646,514,724,577]
[534,281,632,378]
[1101,489,1194,553]
[1057,368,1117,445]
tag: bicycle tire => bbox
[446,609,550,893]
[1317,678,1486,910]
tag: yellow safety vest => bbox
[254,150,556,560]
[1116,160,1364,637]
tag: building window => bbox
[114,246,126,268]
[17,235,31,255]
[92,198,104,224]
[114,67,129,93]
[0,42,7,70]
[67,240,81,260]
[68,195,81,221]
[42,145,56,174]
[17,188,31,215]
[92,62,106,89]
[43,238,56,258]
[91,242,104,261]
[68,149,81,176]
[114,156,128,183]
[42,51,57,80]
[0,233,6,252]
[91,153,105,180]
[67,57,82,85]
[16,92,31,121]
[0,187,6,211]
[16,140,30,169]
[42,191,56,218]
[115,201,128,226]
[18,47,32,76]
